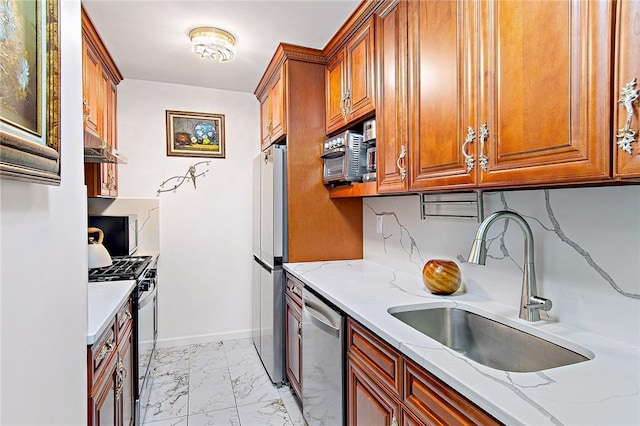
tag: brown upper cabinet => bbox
[254,44,363,262]
[260,64,287,151]
[325,16,376,135]
[613,0,640,179]
[82,7,122,198]
[377,0,632,195]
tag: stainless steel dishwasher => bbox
[302,288,345,426]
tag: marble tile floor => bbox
[142,338,306,426]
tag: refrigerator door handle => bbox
[303,301,340,338]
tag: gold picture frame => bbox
[0,0,61,185]
[166,110,226,158]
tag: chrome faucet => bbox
[467,210,552,322]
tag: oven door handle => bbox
[138,284,157,309]
[320,147,346,159]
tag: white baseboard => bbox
[155,329,253,349]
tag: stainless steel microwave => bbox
[88,214,138,256]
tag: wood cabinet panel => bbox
[348,354,401,426]
[613,0,640,178]
[408,0,476,191]
[119,326,134,426]
[326,51,347,132]
[260,65,287,150]
[326,17,376,134]
[477,0,612,187]
[348,318,402,398]
[346,17,376,123]
[83,43,103,138]
[375,0,408,193]
[404,358,501,426]
[89,322,116,392]
[285,294,302,400]
[90,356,118,426]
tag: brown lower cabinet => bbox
[347,318,502,426]
[285,277,303,401]
[88,297,135,426]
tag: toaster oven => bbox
[321,131,365,184]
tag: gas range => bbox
[88,255,152,282]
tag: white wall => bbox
[0,1,87,423]
[116,79,259,345]
[364,186,640,346]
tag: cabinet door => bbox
[348,355,401,426]
[408,0,477,191]
[326,50,347,134]
[260,92,272,150]
[376,0,408,193]
[477,0,612,187]
[83,42,103,137]
[119,328,134,426]
[613,0,640,178]
[89,357,118,426]
[346,16,375,124]
[269,66,286,143]
[285,295,302,400]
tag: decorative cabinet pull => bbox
[397,145,407,182]
[297,322,302,340]
[478,123,489,172]
[97,338,115,362]
[115,358,126,400]
[462,126,476,173]
[82,99,91,122]
[267,119,273,137]
[119,310,132,323]
[390,414,399,426]
[344,90,352,116]
[340,92,349,120]
[616,78,639,155]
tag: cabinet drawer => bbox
[347,318,402,398]
[285,275,303,305]
[116,297,133,343]
[403,358,502,426]
[89,321,117,391]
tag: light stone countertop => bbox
[284,259,640,426]
[87,280,136,345]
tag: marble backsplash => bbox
[363,185,640,346]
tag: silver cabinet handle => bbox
[397,145,407,182]
[479,123,489,172]
[616,78,639,155]
[462,126,476,173]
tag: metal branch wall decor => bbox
[157,161,211,195]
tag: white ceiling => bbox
[81,0,360,94]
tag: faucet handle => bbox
[525,296,552,312]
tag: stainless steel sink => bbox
[389,306,591,372]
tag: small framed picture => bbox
[166,110,225,158]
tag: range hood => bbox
[84,131,127,164]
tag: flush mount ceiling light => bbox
[189,27,236,62]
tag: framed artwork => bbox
[166,110,226,158]
[0,0,61,185]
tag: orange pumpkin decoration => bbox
[422,259,461,295]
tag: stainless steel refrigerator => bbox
[252,145,287,385]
